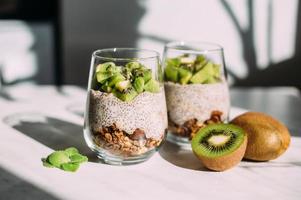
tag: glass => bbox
[162,41,230,147]
[84,48,168,165]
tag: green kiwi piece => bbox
[180,74,192,84]
[101,85,112,93]
[213,64,221,78]
[108,74,126,87]
[178,68,192,85]
[204,77,217,84]
[163,55,224,85]
[133,77,145,93]
[96,62,115,73]
[165,65,179,82]
[191,124,247,171]
[195,59,208,72]
[144,79,160,93]
[113,87,138,102]
[166,57,181,68]
[195,55,206,64]
[121,67,132,80]
[94,61,160,101]
[48,151,70,168]
[115,80,131,92]
[142,69,152,83]
[61,163,80,172]
[126,62,142,71]
[96,72,112,83]
[190,62,214,84]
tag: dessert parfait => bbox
[84,49,167,164]
[163,42,230,145]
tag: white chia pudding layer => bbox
[89,87,167,139]
[164,81,230,125]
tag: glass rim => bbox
[92,48,160,62]
[165,41,224,54]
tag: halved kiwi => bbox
[191,124,247,171]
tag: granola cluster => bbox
[93,124,163,156]
[169,111,223,139]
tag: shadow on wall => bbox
[0,166,58,200]
[139,0,301,88]
[220,0,301,88]
[3,113,97,162]
[64,0,146,85]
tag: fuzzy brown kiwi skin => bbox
[231,112,291,161]
[194,135,247,172]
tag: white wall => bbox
[63,0,299,86]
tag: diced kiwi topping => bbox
[94,61,160,102]
[164,55,222,84]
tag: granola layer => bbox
[168,111,223,139]
[93,124,163,156]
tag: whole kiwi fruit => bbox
[191,124,247,171]
[231,112,291,161]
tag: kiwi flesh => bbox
[144,79,160,93]
[108,74,125,87]
[115,80,131,92]
[191,124,247,171]
[165,65,179,82]
[190,62,215,84]
[96,72,112,83]
[164,55,221,84]
[133,77,145,93]
[113,87,138,102]
[94,61,160,102]
[96,62,116,73]
[178,68,192,85]
[231,112,291,161]
[142,69,152,83]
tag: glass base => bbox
[94,148,156,165]
[166,132,192,150]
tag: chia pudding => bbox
[86,61,168,157]
[165,80,229,125]
[163,54,230,139]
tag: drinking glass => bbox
[84,48,167,165]
[162,41,230,147]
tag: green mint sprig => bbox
[42,147,88,172]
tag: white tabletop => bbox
[0,84,300,200]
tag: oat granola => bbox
[93,124,163,156]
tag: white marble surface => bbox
[0,84,300,200]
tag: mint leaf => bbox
[64,147,79,157]
[61,163,80,172]
[48,151,70,168]
[70,153,88,164]
[42,147,88,172]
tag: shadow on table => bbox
[0,90,15,101]
[240,160,301,169]
[0,166,58,200]
[65,102,84,118]
[159,141,301,171]
[159,141,211,171]
[3,113,98,163]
